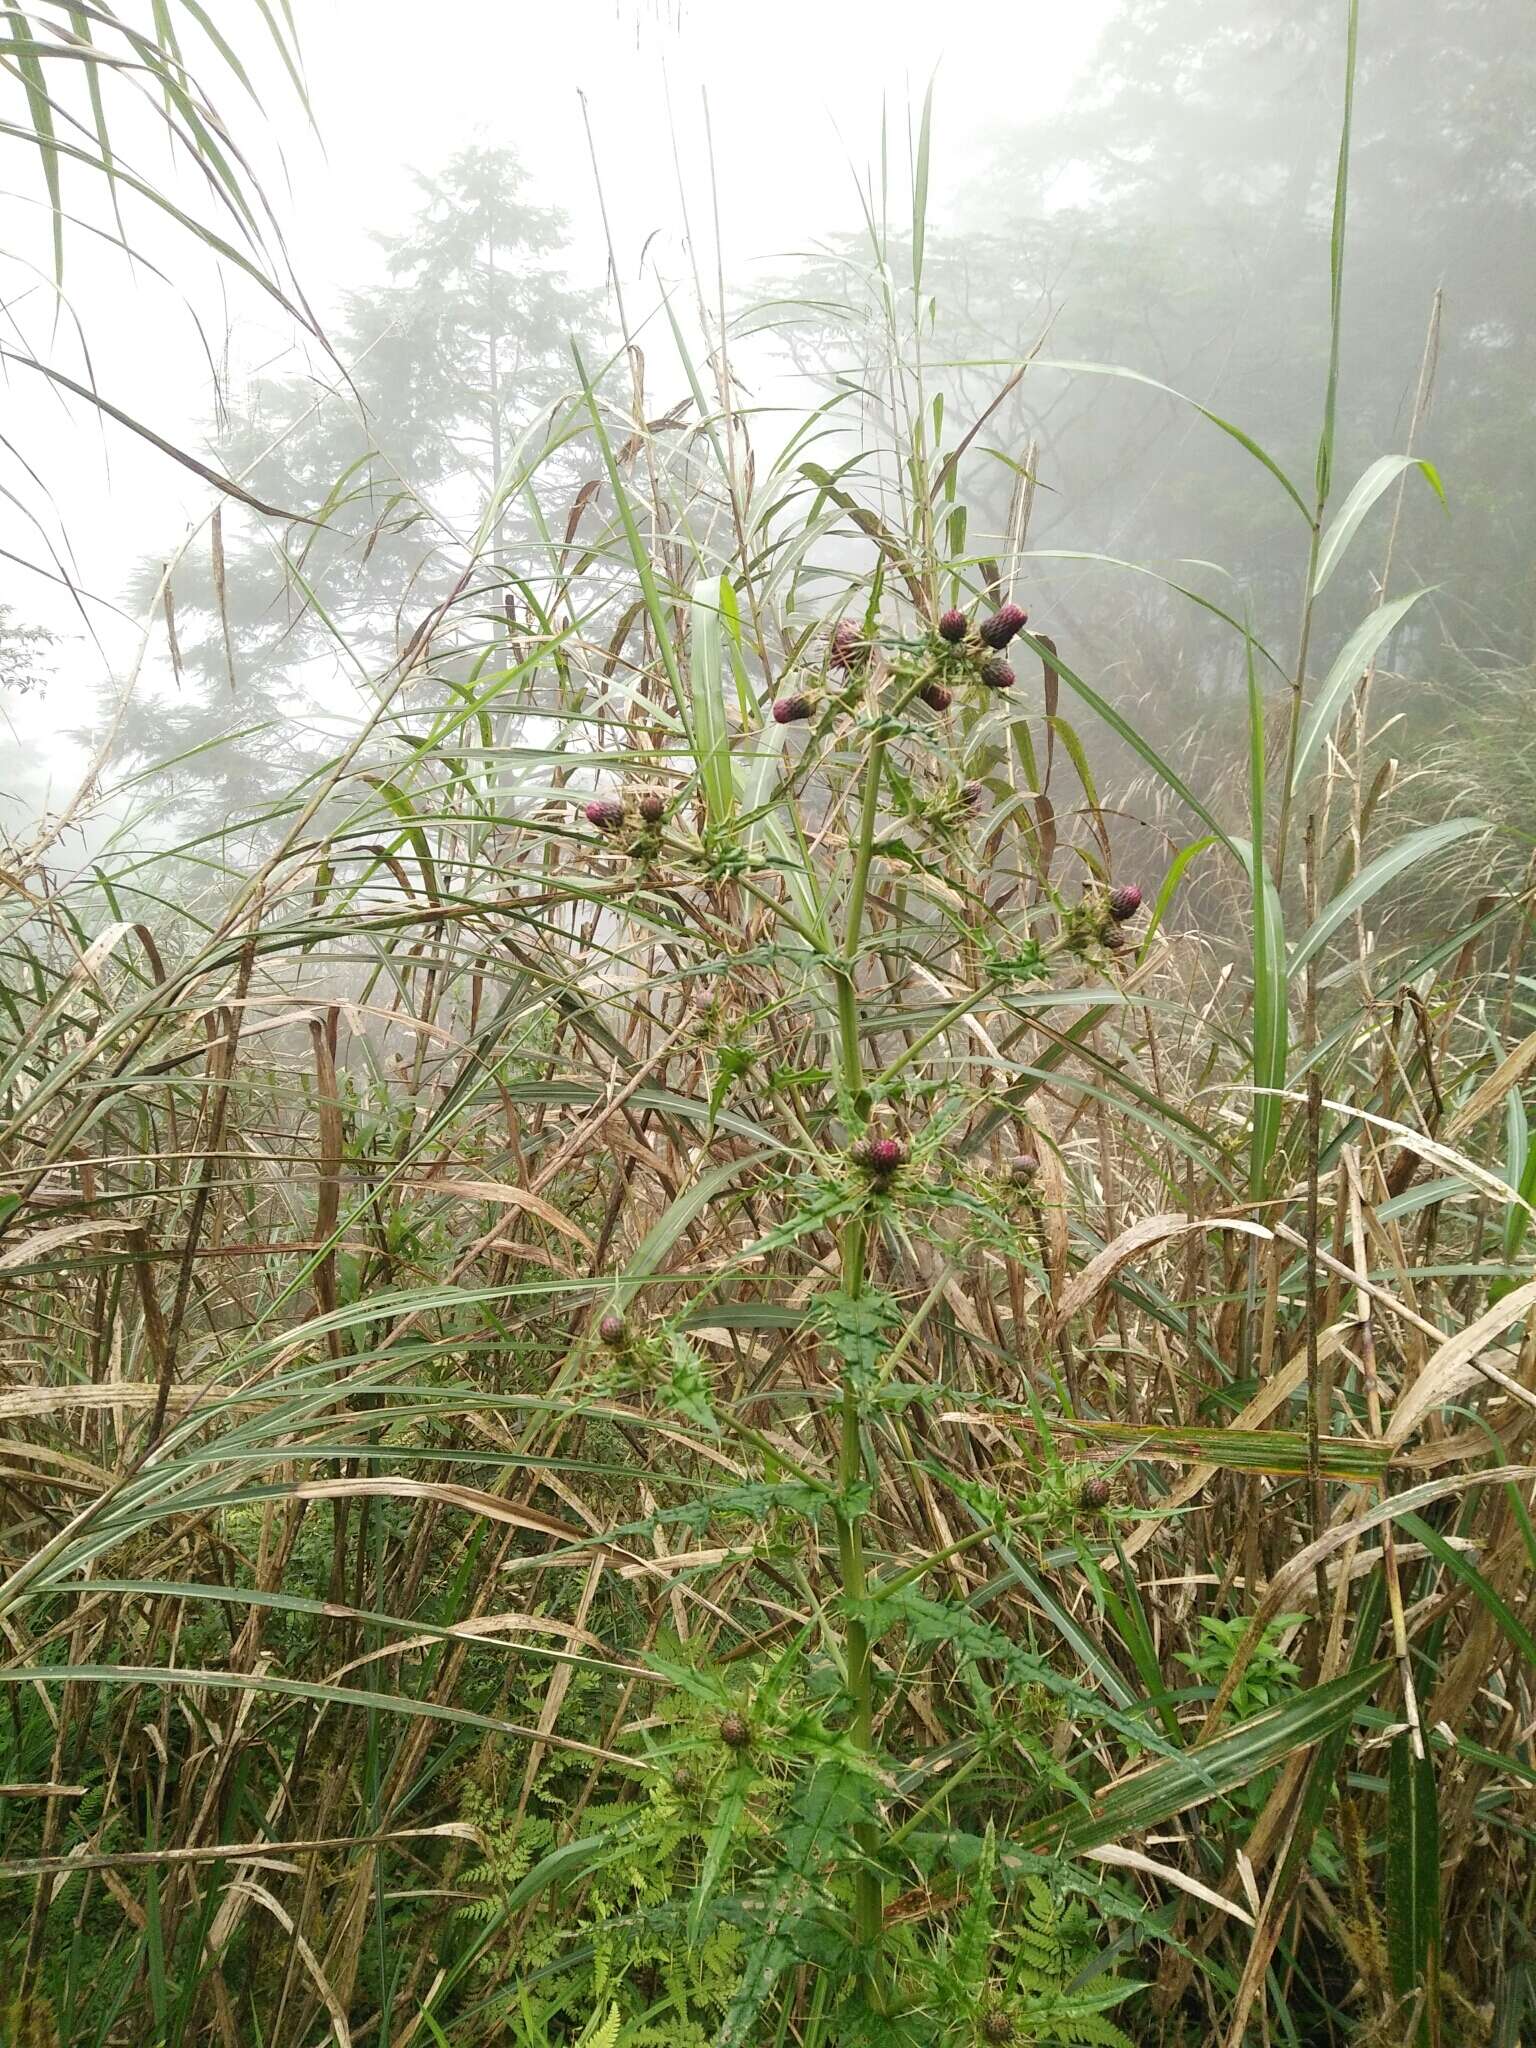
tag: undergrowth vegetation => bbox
[4,11,1536,2046]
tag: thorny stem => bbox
[831,707,891,1962]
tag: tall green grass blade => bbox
[1244,633,1287,1198]
[689,574,737,830]
[1020,630,1236,856]
[1316,0,1360,506]
[911,76,933,296]
[1386,1734,1440,2042]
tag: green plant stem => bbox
[885,1746,988,1854]
[842,718,888,992]
[872,976,997,1091]
[830,714,891,1961]
[1273,517,1324,878]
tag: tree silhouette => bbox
[109,147,604,837]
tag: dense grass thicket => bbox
[4,11,1536,2046]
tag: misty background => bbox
[2,0,1531,867]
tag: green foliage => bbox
[923,1834,1138,2046]
[455,1771,747,2041]
[1174,1612,1306,1723]
[815,1286,904,1395]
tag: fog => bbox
[3,0,1531,853]
[0,0,1105,803]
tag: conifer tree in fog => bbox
[109,148,602,834]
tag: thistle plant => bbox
[1,26,1532,2048]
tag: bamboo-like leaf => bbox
[8,5,64,283]
[1002,358,1312,522]
[0,347,315,522]
[1063,1419,1389,1482]
[1507,1096,1536,1264]
[911,76,934,295]
[1019,630,1236,856]
[1022,549,1288,677]
[572,344,687,707]
[0,1665,641,1753]
[1313,454,1446,593]
[1017,1662,1389,1856]
[690,574,737,830]
[1398,1512,1536,1673]
[1289,818,1487,974]
[1314,0,1358,507]
[614,1149,771,1308]
[1290,589,1430,793]
[1053,1212,1272,1332]
[1386,1734,1440,2038]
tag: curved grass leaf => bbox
[1289,818,1488,974]
[1017,1661,1390,1857]
[1313,454,1446,594]
[1291,588,1430,794]
[690,574,737,830]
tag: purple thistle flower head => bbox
[829,618,866,671]
[937,608,969,644]
[978,653,1015,690]
[719,1712,751,1750]
[1108,884,1143,922]
[919,681,953,712]
[598,1312,626,1347]
[584,797,626,831]
[978,602,1028,649]
[772,693,816,725]
[636,790,667,824]
[855,1134,908,1176]
[1079,1474,1114,1512]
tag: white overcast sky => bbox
[2,0,1111,814]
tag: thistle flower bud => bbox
[960,780,985,809]
[772,693,815,725]
[598,1312,626,1347]
[853,1135,908,1176]
[937,608,969,644]
[978,653,1016,690]
[584,797,626,831]
[982,2014,1015,2044]
[829,618,866,671]
[635,790,667,824]
[918,681,953,712]
[1007,1151,1039,1184]
[978,602,1028,649]
[719,1712,751,1749]
[1108,884,1143,921]
[1079,1474,1114,1512]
